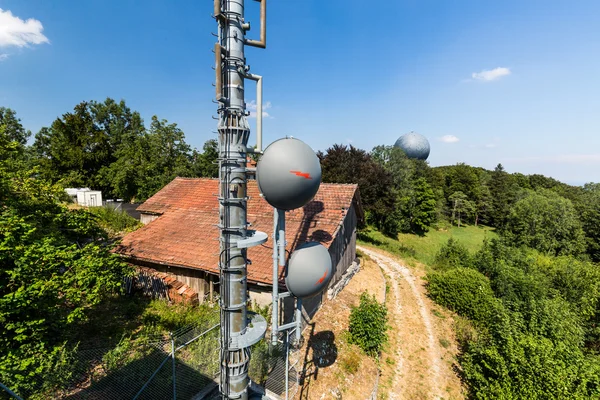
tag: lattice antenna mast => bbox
[214,0,267,399]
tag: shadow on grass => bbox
[357,230,416,258]
[64,350,216,400]
[357,231,383,246]
[52,294,220,399]
[68,294,152,350]
[298,324,338,400]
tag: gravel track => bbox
[358,246,444,400]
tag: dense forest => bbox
[318,143,600,263]
[27,99,219,202]
[317,144,600,397]
[2,98,600,398]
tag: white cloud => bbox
[471,67,511,82]
[440,135,460,143]
[0,8,49,48]
[0,53,8,61]
[247,100,272,118]
[484,143,497,148]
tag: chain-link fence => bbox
[50,321,220,400]
[2,322,300,400]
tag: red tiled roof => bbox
[116,178,359,286]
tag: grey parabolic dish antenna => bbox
[285,242,332,298]
[394,132,430,160]
[256,137,322,211]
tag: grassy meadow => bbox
[358,224,498,266]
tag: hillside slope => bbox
[358,246,465,400]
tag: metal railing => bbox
[263,330,300,400]
[0,382,24,400]
[65,322,221,400]
[132,324,221,400]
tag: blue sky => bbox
[1,0,599,185]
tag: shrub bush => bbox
[445,240,600,399]
[140,300,218,334]
[434,237,472,270]
[348,291,388,357]
[88,206,141,235]
[427,268,501,326]
[461,328,595,399]
[339,350,361,374]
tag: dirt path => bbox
[357,246,464,400]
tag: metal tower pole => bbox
[215,0,266,398]
[216,0,249,397]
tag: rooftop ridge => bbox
[118,177,361,286]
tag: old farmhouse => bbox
[115,177,362,320]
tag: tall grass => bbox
[88,206,142,235]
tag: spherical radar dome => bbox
[256,138,321,211]
[285,242,332,298]
[394,132,430,160]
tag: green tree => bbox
[489,164,518,228]
[319,144,396,235]
[449,191,475,227]
[372,146,415,232]
[578,183,600,262]
[33,98,198,202]
[371,146,437,234]
[371,145,415,190]
[33,99,145,196]
[1,118,132,395]
[33,103,96,188]
[100,131,147,201]
[429,163,492,226]
[529,173,562,191]
[134,116,193,200]
[409,178,437,233]
[429,238,600,399]
[447,163,480,201]
[0,107,31,145]
[192,139,219,178]
[503,189,586,257]
[474,175,492,226]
